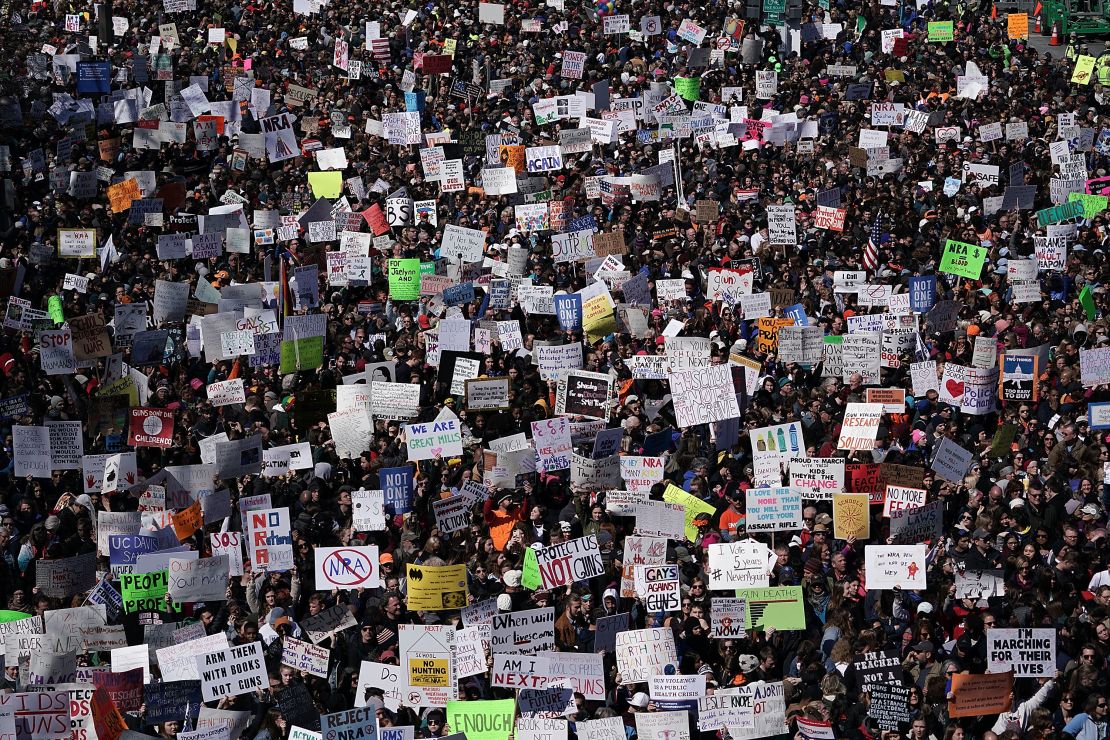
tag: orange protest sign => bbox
[1007,13,1028,39]
[754,317,794,355]
[91,687,127,740]
[197,113,225,136]
[172,500,204,541]
[499,145,526,174]
[949,671,1013,717]
[107,179,141,213]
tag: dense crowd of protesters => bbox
[1,0,1110,739]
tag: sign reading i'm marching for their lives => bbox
[987,628,1056,677]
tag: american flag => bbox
[863,211,882,273]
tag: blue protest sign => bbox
[784,304,809,326]
[76,61,112,94]
[380,466,414,515]
[554,293,582,331]
[108,533,160,575]
[909,276,936,313]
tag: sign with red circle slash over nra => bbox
[314,546,381,590]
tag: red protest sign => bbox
[362,203,390,236]
[422,54,454,74]
[127,408,175,448]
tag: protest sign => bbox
[854,650,904,696]
[882,486,927,517]
[744,487,803,532]
[889,500,944,544]
[737,587,805,630]
[282,637,331,678]
[949,672,1014,718]
[939,239,987,279]
[168,555,229,602]
[987,628,1055,677]
[195,641,267,702]
[321,707,376,740]
[869,684,914,730]
[314,546,381,590]
[491,607,554,655]
[536,536,604,589]
[836,403,884,451]
[788,458,845,499]
[406,563,468,610]
[864,545,927,589]
[246,507,294,572]
[615,628,678,683]
[832,493,870,539]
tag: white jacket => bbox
[990,679,1055,736]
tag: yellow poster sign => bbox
[754,317,793,355]
[1072,55,1096,85]
[405,563,468,610]
[409,657,450,686]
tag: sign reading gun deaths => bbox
[988,628,1055,677]
[536,535,603,589]
[668,365,740,428]
[314,546,380,590]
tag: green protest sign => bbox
[48,295,65,324]
[279,336,325,374]
[738,586,806,630]
[928,21,953,41]
[447,700,515,740]
[119,570,181,614]
[1068,193,1109,220]
[1036,201,1084,227]
[939,239,987,279]
[1080,285,1097,321]
[522,547,541,591]
[674,77,701,101]
[388,259,421,300]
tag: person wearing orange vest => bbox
[483,491,529,551]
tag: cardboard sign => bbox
[832,493,870,540]
[949,672,1013,718]
[128,407,175,448]
[195,642,267,702]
